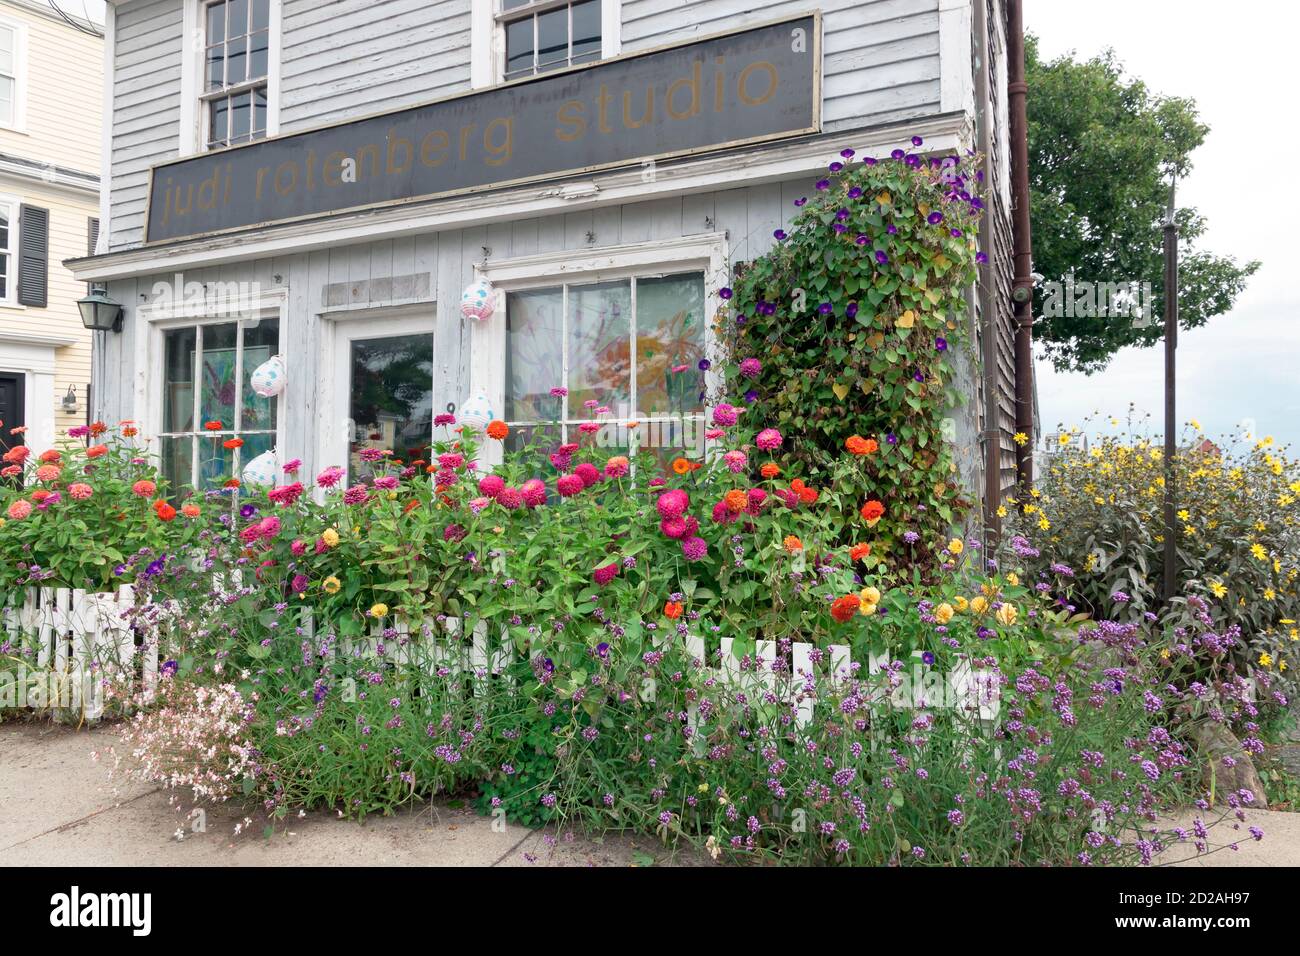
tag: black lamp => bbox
[77,287,124,333]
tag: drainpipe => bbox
[1007,0,1035,490]
[973,0,1001,539]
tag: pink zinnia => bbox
[343,484,369,505]
[269,481,304,506]
[291,539,307,556]
[578,421,600,434]
[131,479,156,498]
[660,516,687,539]
[283,458,302,474]
[521,478,547,507]
[438,453,464,470]
[550,386,568,398]
[756,428,783,451]
[556,474,584,497]
[593,562,619,586]
[478,474,505,498]
[574,462,600,487]
[435,469,458,487]
[655,489,689,519]
[358,448,387,462]
[497,487,524,510]
[317,466,345,488]
[723,450,747,473]
[711,502,737,524]
[258,515,281,538]
[444,523,466,542]
[705,428,726,441]
[374,475,398,490]
[681,536,708,561]
[68,482,93,501]
[739,357,762,378]
[6,499,32,519]
[711,403,739,426]
[746,488,768,514]
[604,457,629,478]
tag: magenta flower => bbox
[712,403,739,427]
[556,474,584,497]
[739,357,762,379]
[593,563,619,586]
[755,428,783,451]
[343,484,369,505]
[478,474,505,498]
[497,487,524,510]
[655,489,689,519]
[681,536,708,561]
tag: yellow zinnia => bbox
[995,604,1018,627]
[322,527,340,548]
[970,596,989,615]
[934,603,955,624]
[322,575,341,594]
[369,602,389,618]
[947,538,964,555]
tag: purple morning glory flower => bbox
[905,155,921,167]
[161,659,179,677]
[874,250,889,265]
[698,358,711,371]
[976,251,989,264]
[832,223,848,233]
[886,224,898,235]
[922,650,935,665]
[815,179,830,190]
[863,156,877,165]
[847,186,862,199]
[891,148,905,160]
[935,337,948,352]
[950,228,963,238]
[743,389,759,403]
[596,642,610,659]
[887,433,898,445]
[913,371,925,383]
[912,135,924,146]
[774,229,786,240]
[719,287,733,300]
[927,211,944,225]
[818,302,833,315]
[240,503,257,518]
[846,302,858,318]
[840,148,855,159]
[794,197,807,206]
[836,208,850,220]
[855,234,868,245]
[829,161,843,172]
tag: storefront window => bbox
[159,317,279,494]
[504,271,706,465]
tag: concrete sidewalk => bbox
[3,720,1298,867]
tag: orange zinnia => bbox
[850,542,872,562]
[831,593,861,623]
[671,457,692,475]
[860,499,885,523]
[783,535,803,553]
[204,420,223,431]
[723,489,748,512]
[223,437,244,449]
[181,504,201,518]
[486,419,509,440]
[760,462,780,479]
[664,601,684,619]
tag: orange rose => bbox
[664,601,684,619]
[486,419,509,440]
[831,593,861,623]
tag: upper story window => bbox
[0,20,24,130]
[0,198,15,305]
[500,0,601,81]
[202,0,270,149]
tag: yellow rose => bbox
[934,603,955,624]
[970,596,989,615]
[860,586,881,605]
[369,602,389,618]
[321,527,340,548]
[995,604,1018,627]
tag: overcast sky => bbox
[1025,0,1299,451]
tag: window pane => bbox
[163,327,197,433]
[205,45,225,91]
[208,97,228,147]
[249,29,269,81]
[536,7,568,70]
[159,436,194,497]
[198,323,239,429]
[0,26,13,74]
[502,0,531,9]
[642,418,707,472]
[226,35,247,86]
[0,76,14,125]
[230,90,251,141]
[568,280,631,415]
[251,86,267,135]
[198,428,236,489]
[634,273,706,417]
[239,318,278,432]
[239,430,274,476]
[228,0,248,35]
[206,2,225,44]
[505,17,534,79]
[0,253,7,299]
[250,0,269,33]
[503,421,561,458]
[505,288,563,423]
[0,208,8,248]
[348,333,434,479]
[571,1,601,61]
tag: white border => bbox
[0,192,19,308]
[472,0,621,89]
[0,15,28,133]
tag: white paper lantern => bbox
[459,388,494,433]
[250,355,287,397]
[460,278,495,323]
[242,449,278,487]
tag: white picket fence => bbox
[3,589,999,728]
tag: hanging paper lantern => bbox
[459,388,494,433]
[460,278,495,323]
[242,449,277,487]
[250,355,287,397]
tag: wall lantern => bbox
[77,287,124,333]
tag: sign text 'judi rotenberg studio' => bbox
[146,15,821,243]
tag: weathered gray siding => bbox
[621,0,942,129]
[109,0,183,249]
[278,0,472,129]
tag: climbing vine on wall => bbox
[718,137,987,572]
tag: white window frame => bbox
[0,16,28,133]
[180,0,281,156]
[140,289,289,490]
[471,0,620,89]
[471,233,728,466]
[0,193,20,308]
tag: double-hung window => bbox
[202,0,270,149]
[0,21,21,130]
[159,318,279,493]
[0,198,15,305]
[503,271,708,467]
[500,0,602,81]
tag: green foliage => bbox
[719,143,983,567]
[1026,35,1259,373]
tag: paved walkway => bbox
[3,721,1299,867]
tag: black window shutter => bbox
[17,204,49,308]
[87,217,100,255]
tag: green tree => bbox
[1026,35,1259,373]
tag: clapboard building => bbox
[69,0,1026,520]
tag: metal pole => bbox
[1006,0,1035,492]
[1162,174,1178,602]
